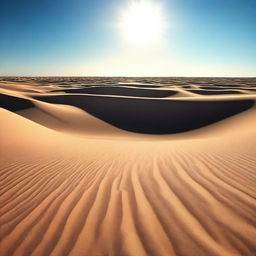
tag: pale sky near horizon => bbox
[1,0,256,77]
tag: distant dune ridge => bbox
[34,94,254,134]
[55,86,178,97]
[0,77,256,256]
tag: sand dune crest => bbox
[1,77,256,256]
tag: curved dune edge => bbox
[1,78,256,256]
[35,94,255,134]
[0,87,255,139]
[55,86,178,98]
[16,101,256,141]
[1,86,255,135]
[0,109,256,256]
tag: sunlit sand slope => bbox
[35,94,254,134]
[1,107,256,256]
[0,77,256,256]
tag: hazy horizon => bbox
[1,0,256,77]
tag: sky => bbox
[0,0,256,77]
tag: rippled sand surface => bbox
[1,77,256,256]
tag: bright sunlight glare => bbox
[118,1,166,46]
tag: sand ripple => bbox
[0,77,256,256]
[1,148,255,256]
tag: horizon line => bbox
[1,75,256,78]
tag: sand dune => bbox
[57,86,178,97]
[1,77,256,256]
[17,101,135,138]
[0,94,34,111]
[187,89,244,95]
[35,94,254,134]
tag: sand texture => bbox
[0,77,256,256]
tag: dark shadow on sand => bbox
[188,90,243,95]
[0,94,34,111]
[35,95,254,134]
[59,86,177,98]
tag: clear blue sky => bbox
[0,0,255,76]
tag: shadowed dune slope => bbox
[1,78,256,256]
[188,90,244,95]
[58,86,178,97]
[0,94,34,111]
[245,88,256,92]
[17,101,136,138]
[199,86,234,90]
[16,102,256,141]
[117,83,163,88]
[0,109,256,256]
[35,95,254,134]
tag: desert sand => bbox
[0,77,256,256]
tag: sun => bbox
[118,1,166,46]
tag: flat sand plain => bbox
[0,77,256,256]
